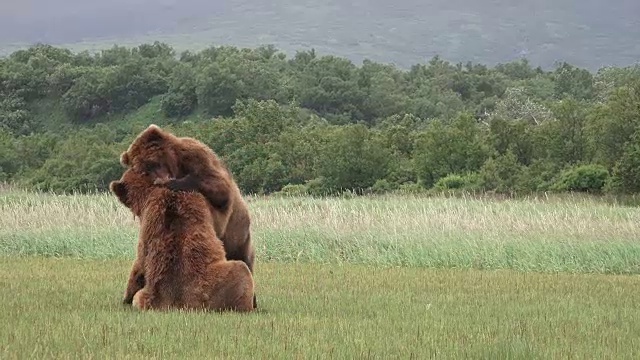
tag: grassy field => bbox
[1,190,640,358]
[2,190,640,273]
[2,258,639,359]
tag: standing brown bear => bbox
[120,124,257,307]
[110,167,255,312]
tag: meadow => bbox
[1,189,639,358]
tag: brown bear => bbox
[120,124,256,307]
[110,167,255,312]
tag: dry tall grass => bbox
[1,190,639,273]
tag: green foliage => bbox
[0,95,32,135]
[433,173,482,191]
[0,129,17,181]
[517,160,559,192]
[160,92,197,118]
[369,179,397,194]
[606,129,640,194]
[103,57,169,113]
[48,64,93,97]
[1,43,640,196]
[495,59,538,80]
[160,63,198,117]
[553,62,595,100]
[587,80,640,168]
[550,164,610,193]
[487,117,534,165]
[276,183,309,197]
[194,46,285,116]
[195,62,242,116]
[414,114,489,187]
[536,99,590,166]
[221,99,300,194]
[60,67,111,121]
[294,55,365,121]
[271,124,327,186]
[357,60,408,122]
[12,132,61,176]
[133,41,175,59]
[53,47,172,122]
[304,177,334,197]
[593,65,640,102]
[316,124,390,193]
[479,151,525,193]
[26,125,123,193]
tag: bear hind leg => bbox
[132,289,151,310]
[209,261,255,312]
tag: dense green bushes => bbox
[550,165,609,193]
[1,43,640,196]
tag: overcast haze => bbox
[1,0,639,69]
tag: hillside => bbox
[2,42,640,197]
[1,0,639,70]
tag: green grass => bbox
[2,190,640,358]
[1,190,639,274]
[26,95,214,137]
[1,257,639,359]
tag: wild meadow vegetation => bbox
[2,190,640,274]
[1,190,640,358]
[2,258,639,359]
[2,42,640,358]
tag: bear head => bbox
[120,124,180,183]
[109,167,157,217]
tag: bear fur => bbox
[119,125,255,275]
[110,167,255,312]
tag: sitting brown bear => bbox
[110,167,255,312]
[120,125,255,271]
[120,124,256,307]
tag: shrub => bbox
[24,126,123,193]
[479,151,524,193]
[517,160,558,192]
[368,179,397,194]
[305,177,333,197]
[605,131,640,194]
[433,173,482,191]
[550,164,609,193]
[274,184,308,197]
[160,92,197,117]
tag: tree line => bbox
[1,42,639,196]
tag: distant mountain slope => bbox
[1,0,639,70]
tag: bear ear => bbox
[145,124,164,143]
[109,180,129,205]
[120,151,131,167]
